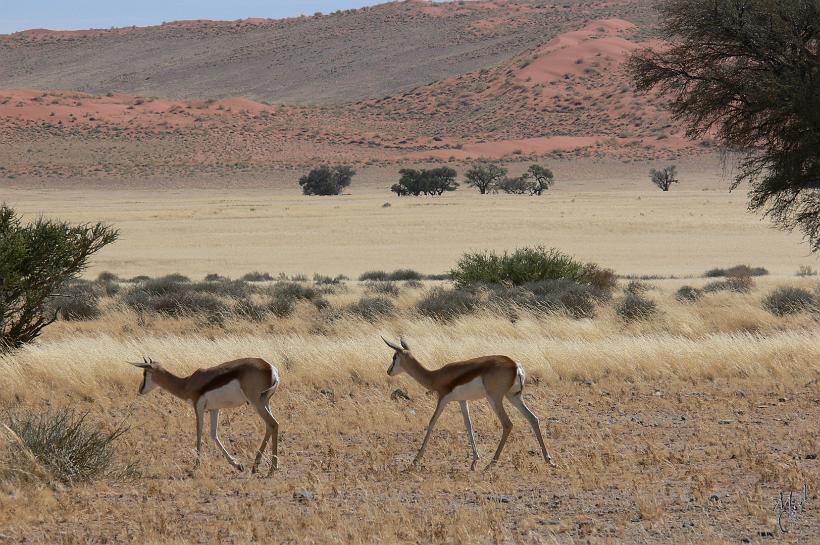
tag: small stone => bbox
[719,419,734,424]
[391,388,411,401]
[293,489,314,503]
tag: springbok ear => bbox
[399,337,410,351]
[381,336,403,352]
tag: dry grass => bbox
[0,279,818,544]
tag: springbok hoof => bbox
[470,459,479,471]
[484,460,498,471]
[235,463,245,472]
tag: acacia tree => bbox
[527,164,555,195]
[0,204,118,351]
[391,167,458,196]
[649,165,679,191]
[629,0,820,250]
[464,163,507,194]
[298,165,355,195]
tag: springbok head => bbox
[128,356,160,395]
[382,336,412,376]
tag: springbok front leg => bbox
[486,395,513,469]
[210,409,244,471]
[506,393,555,467]
[414,397,447,466]
[459,401,480,470]
[193,400,205,471]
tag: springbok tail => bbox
[260,366,281,401]
[513,366,526,395]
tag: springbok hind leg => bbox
[252,402,279,476]
[507,393,555,467]
[485,395,513,469]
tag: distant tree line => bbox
[298,162,557,197]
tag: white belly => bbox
[200,379,247,409]
[447,376,487,401]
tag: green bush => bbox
[616,292,657,321]
[451,246,590,287]
[391,167,458,196]
[348,296,396,321]
[416,288,481,320]
[675,285,703,302]
[2,408,130,485]
[762,286,816,316]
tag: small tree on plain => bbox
[649,165,678,191]
[391,167,458,196]
[464,163,507,194]
[527,164,554,195]
[0,204,118,352]
[496,174,533,194]
[298,165,355,195]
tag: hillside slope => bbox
[0,0,654,105]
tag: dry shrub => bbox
[703,275,754,293]
[2,408,130,486]
[348,296,396,321]
[616,292,657,322]
[675,285,703,303]
[416,287,481,320]
[762,286,816,316]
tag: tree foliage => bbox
[464,163,508,194]
[629,0,820,250]
[496,164,556,195]
[298,165,355,195]
[0,204,118,351]
[527,164,555,195]
[649,165,679,191]
[391,167,458,196]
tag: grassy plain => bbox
[1,276,818,544]
[4,157,817,279]
[1,158,819,544]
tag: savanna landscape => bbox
[0,1,818,544]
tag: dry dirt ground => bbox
[0,280,818,545]
[3,157,816,279]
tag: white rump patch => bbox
[200,379,246,409]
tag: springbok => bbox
[129,356,280,475]
[382,337,554,470]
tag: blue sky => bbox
[0,1,388,34]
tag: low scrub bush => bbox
[703,275,754,293]
[675,285,703,303]
[96,271,118,283]
[234,299,270,321]
[189,279,251,298]
[388,269,423,281]
[703,265,768,277]
[416,288,481,320]
[204,273,228,282]
[267,282,328,317]
[241,271,274,282]
[490,279,607,319]
[348,296,396,321]
[625,280,652,294]
[299,165,355,196]
[359,270,388,281]
[762,287,816,316]
[616,292,657,322]
[2,408,130,486]
[365,281,400,297]
[54,280,101,321]
[796,265,817,277]
[404,279,423,289]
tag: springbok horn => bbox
[127,360,151,368]
[381,336,403,352]
[399,337,410,350]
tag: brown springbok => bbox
[382,337,554,470]
[129,356,280,475]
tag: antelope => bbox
[382,337,554,470]
[129,356,280,475]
